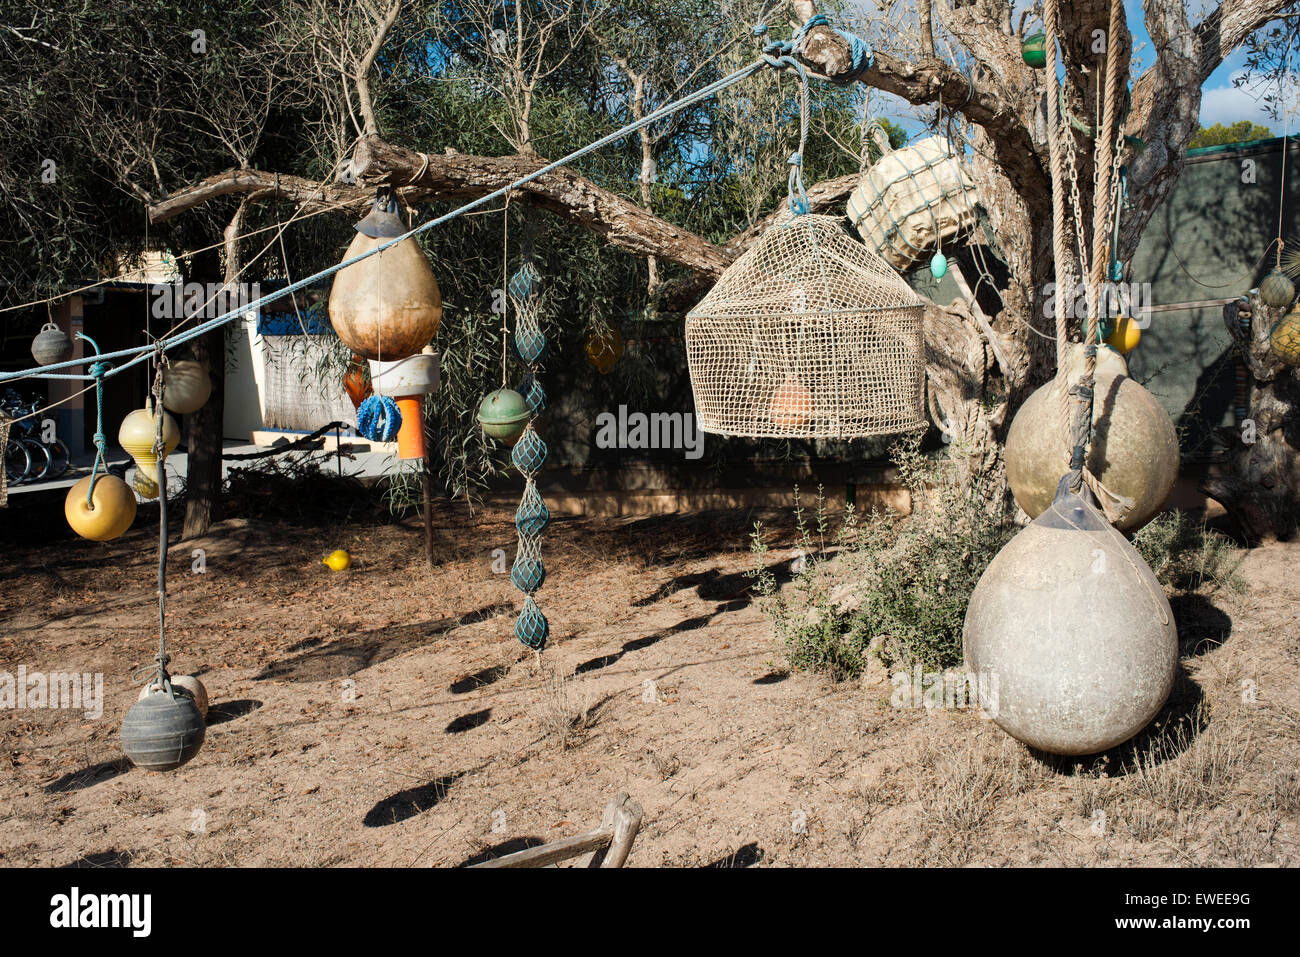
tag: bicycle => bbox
[1,389,72,483]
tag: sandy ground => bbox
[1,495,1298,868]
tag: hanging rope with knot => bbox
[1042,0,1134,523]
[150,346,173,691]
[85,358,110,506]
[753,13,872,86]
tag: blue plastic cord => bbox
[356,394,401,442]
[1,16,874,387]
[84,361,110,506]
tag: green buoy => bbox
[1021,33,1047,69]
[477,388,532,446]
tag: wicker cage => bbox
[685,214,926,439]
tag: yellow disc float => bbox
[65,475,137,541]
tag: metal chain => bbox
[1063,126,1093,322]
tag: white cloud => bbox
[1199,70,1297,131]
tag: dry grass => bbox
[1128,710,1254,812]
[531,671,598,751]
[912,735,1015,863]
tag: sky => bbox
[848,1,1296,137]
[1121,0,1297,131]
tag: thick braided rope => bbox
[0,415,8,507]
[1042,0,1075,455]
[1042,0,1135,522]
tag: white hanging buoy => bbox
[963,479,1177,755]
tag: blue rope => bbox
[1,17,872,388]
[356,395,401,442]
[85,359,109,506]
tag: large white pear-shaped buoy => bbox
[328,193,442,361]
[1005,345,1178,532]
[963,479,1178,755]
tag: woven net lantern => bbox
[685,214,926,439]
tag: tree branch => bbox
[355,0,404,137]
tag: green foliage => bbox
[1133,510,1243,594]
[749,438,1018,680]
[1189,121,1274,149]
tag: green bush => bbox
[1133,510,1242,593]
[749,439,1018,679]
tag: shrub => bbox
[749,438,1018,679]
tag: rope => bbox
[1042,0,1134,523]
[150,347,171,691]
[755,14,873,86]
[1,48,800,388]
[787,57,812,215]
[85,358,109,507]
[356,394,401,442]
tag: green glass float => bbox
[1270,305,1300,366]
[1260,270,1296,309]
[477,388,531,445]
[1021,33,1047,69]
[929,251,948,279]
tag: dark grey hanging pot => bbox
[121,687,205,772]
[31,322,72,366]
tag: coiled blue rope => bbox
[356,394,402,442]
[755,14,872,85]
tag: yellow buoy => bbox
[65,475,137,541]
[1105,315,1142,355]
[1270,306,1300,366]
[118,400,180,499]
[323,549,352,571]
[585,328,625,374]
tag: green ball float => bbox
[477,388,532,446]
[1021,33,1047,69]
[1260,270,1296,309]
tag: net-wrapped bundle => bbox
[685,214,926,439]
[846,136,978,271]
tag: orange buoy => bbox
[769,376,813,430]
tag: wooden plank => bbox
[470,829,611,869]
[599,799,644,869]
[581,793,627,868]
[949,262,1013,374]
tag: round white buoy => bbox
[139,674,208,719]
[963,479,1178,755]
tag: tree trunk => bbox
[183,324,226,539]
[1202,296,1300,542]
[181,206,242,539]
